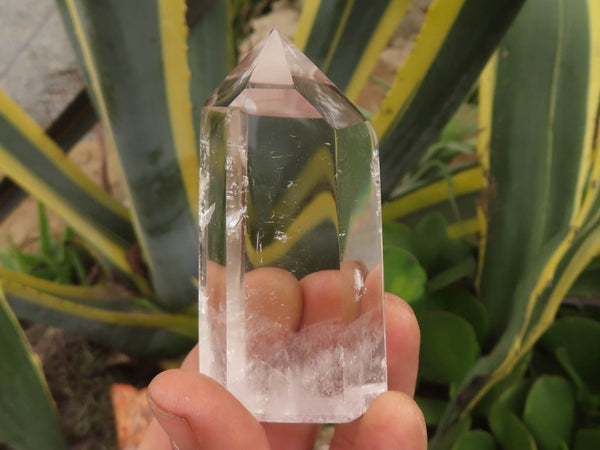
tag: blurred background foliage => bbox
[0,0,599,448]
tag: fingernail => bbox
[147,396,198,450]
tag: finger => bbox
[204,262,226,371]
[246,269,318,449]
[180,343,198,371]
[299,270,341,327]
[262,269,346,448]
[245,267,303,359]
[263,268,372,450]
[139,347,199,449]
[206,261,226,312]
[340,260,367,323]
[185,269,303,369]
[138,418,172,449]
[385,293,420,395]
[261,423,319,450]
[191,292,419,393]
[202,265,304,363]
[147,369,269,450]
[298,284,420,395]
[327,294,421,448]
[195,267,314,448]
[300,264,384,327]
[361,263,383,316]
[180,346,319,450]
[330,392,427,450]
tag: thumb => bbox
[147,370,269,450]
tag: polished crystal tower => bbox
[198,29,386,423]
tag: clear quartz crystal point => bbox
[198,29,386,423]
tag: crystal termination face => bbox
[199,29,386,423]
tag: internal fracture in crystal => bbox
[198,29,386,423]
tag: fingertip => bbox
[385,293,420,345]
[146,370,200,450]
[330,391,427,450]
[299,270,342,326]
[147,370,269,450]
[147,369,182,409]
[147,369,176,407]
[138,419,173,449]
[356,392,427,450]
[385,294,420,395]
[245,267,303,354]
[180,344,199,371]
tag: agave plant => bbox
[4,0,600,448]
[388,0,600,447]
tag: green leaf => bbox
[383,246,427,302]
[384,183,479,264]
[1,268,195,358]
[0,90,136,278]
[412,213,449,272]
[488,381,537,450]
[573,429,600,450]
[541,317,600,397]
[437,416,472,450]
[0,250,16,271]
[478,0,595,341]
[57,0,199,309]
[438,103,479,148]
[420,287,488,342]
[473,352,531,418]
[432,0,600,444]
[382,222,414,252]
[416,396,448,426]
[490,379,531,418]
[453,430,496,450]
[3,207,92,285]
[427,258,476,294]
[0,90,98,222]
[490,411,537,450]
[522,376,575,450]
[408,213,473,274]
[37,202,52,260]
[6,243,42,275]
[419,311,480,384]
[187,0,233,139]
[0,285,66,450]
[568,266,600,299]
[66,246,88,285]
[383,162,483,234]
[552,347,590,402]
[373,0,525,197]
[295,0,411,100]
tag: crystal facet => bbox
[198,29,386,423]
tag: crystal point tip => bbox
[249,29,294,86]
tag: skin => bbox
[139,268,426,450]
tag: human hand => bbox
[139,269,426,450]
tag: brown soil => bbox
[24,324,161,450]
